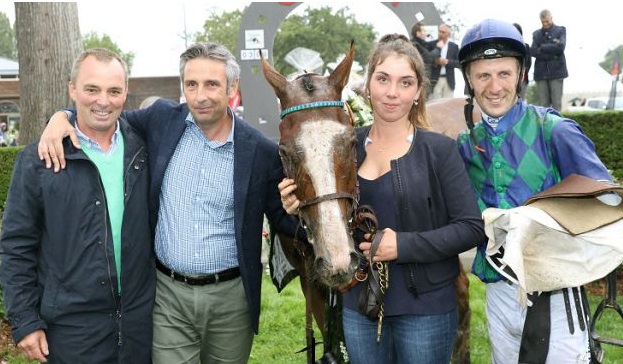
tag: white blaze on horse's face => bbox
[297,119,354,271]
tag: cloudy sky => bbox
[2,1,622,95]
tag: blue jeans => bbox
[342,307,458,364]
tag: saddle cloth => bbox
[484,174,623,306]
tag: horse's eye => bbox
[279,144,301,163]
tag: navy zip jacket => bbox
[0,118,155,363]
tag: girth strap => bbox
[519,291,551,363]
[519,287,590,364]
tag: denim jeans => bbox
[342,307,458,364]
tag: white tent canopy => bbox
[0,56,18,77]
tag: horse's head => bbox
[262,44,359,288]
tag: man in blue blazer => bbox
[39,43,301,363]
[428,23,461,99]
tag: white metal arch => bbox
[236,2,441,141]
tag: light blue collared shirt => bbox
[154,109,238,275]
[75,121,121,155]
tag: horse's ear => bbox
[261,52,288,99]
[328,41,355,90]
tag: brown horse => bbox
[262,44,359,290]
[262,44,360,362]
[263,41,479,362]
[427,97,481,139]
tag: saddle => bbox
[484,174,623,301]
[523,173,623,235]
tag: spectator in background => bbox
[0,121,8,146]
[531,9,568,111]
[410,22,439,97]
[428,23,460,99]
[513,23,532,99]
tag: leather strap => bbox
[563,289,574,335]
[366,230,386,312]
[572,287,586,331]
[519,291,551,364]
[369,230,384,262]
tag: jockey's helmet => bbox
[459,19,526,96]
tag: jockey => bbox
[456,18,613,364]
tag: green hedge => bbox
[563,111,623,181]
[0,146,22,213]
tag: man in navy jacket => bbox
[2,49,155,363]
[531,9,568,111]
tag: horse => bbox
[262,43,360,363]
[262,43,478,363]
[427,97,480,139]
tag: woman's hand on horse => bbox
[278,178,300,215]
[358,229,398,262]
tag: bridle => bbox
[279,100,360,220]
[279,99,381,363]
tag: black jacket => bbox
[355,126,485,294]
[427,39,461,90]
[0,118,155,363]
[531,24,568,81]
[412,37,441,93]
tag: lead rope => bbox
[368,230,388,342]
[375,260,388,342]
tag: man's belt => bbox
[156,259,240,285]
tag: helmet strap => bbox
[516,59,525,98]
[464,97,480,148]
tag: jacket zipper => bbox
[88,156,123,347]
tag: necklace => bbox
[367,133,414,153]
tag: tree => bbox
[0,11,16,60]
[194,6,376,77]
[434,2,467,37]
[15,2,82,144]
[194,9,244,57]
[273,6,376,76]
[599,46,623,76]
[83,31,135,74]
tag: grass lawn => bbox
[1,271,621,363]
[250,272,623,363]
